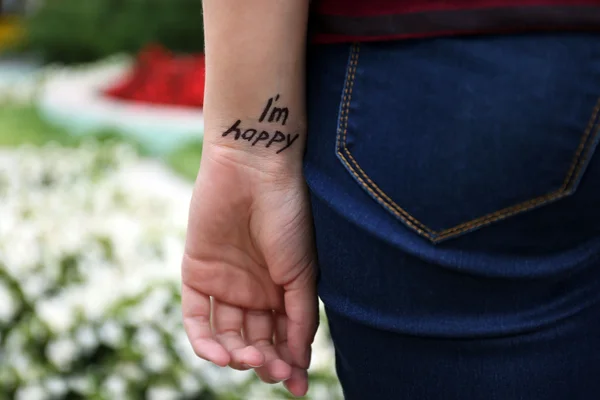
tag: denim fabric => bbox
[304,34,600,400]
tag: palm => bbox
[182,150,318,396]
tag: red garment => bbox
[312,0,600,43]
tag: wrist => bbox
[202,93,306,173]
[202,133,306,181]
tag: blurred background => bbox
[0,1,341,399]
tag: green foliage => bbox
[0,104,75,146]
[24,0,204,64]
[165,140,203,181]
[0,104,200,181]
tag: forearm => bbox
[202,0,310,168]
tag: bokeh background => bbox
[0,1,341,399]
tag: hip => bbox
[304,33,600,334]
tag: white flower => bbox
[0,140,340,397]
[174,330,201,367]
[15,384,48,400]
[143,350,170,373]
[75,325,99,350]
[201,363,252,389]
[179,373,202,395]
[245,381,282,400]
[147,386,180,400]
[135,325,162,351]
[68,375,93,395]
[311,382,342,400]
[98,320,124,347]
[12,352,31,377]
[36,298,75,333]
[21,275,50,300]
[132,289,173,324]
[1,224,40,273]
[104,375,127,398]
[46,337,78,370]
[117,362,145,382]
[45,377,68,397]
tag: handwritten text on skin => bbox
[222,95,300,154]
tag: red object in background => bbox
[104,44,206,108]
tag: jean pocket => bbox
[336,40,600,243]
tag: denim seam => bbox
[335,42,600,243]
[336,43,434,239]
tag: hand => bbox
[181,145,318,397]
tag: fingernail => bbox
[247,362,263,368]
[241,364,251,369]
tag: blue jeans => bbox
[304,34,600,400]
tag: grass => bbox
[0,103,202,180]
[0,104,74,146]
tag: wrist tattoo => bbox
[221,95,300,154]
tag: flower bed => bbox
[104,45,205,109]
[0,142,341,399]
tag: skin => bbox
[181,1,316,397]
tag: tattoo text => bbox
[222,95,300,154]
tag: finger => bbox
[213,300,264,370]
[284,270,319,369]
[181,284,230,367]
[274,311,288,344]
[275,313,310,397]
[244,310,292,383]
[284,368,310,398]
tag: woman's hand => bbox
[181,144,318,397]
[186,0,312,395]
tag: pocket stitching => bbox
[336,42,600,243]
[336,43,433,238]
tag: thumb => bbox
[283,263,319,369]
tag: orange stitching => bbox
[435,192,566,241]
[337,151,430,237]
[339,44,434,234]
[336,43,600,242]
[434,104,600,237]
[336,46,429,237]
[562,99,600,190]
[568,112,600,188]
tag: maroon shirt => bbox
[312,0,600,43]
